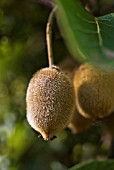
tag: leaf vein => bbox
[95,18,103,47]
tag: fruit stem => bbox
[46,6,57,67]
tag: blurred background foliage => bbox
[0,0,114,170]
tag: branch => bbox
[46,6,57,67]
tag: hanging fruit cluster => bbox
[26,6,114,141]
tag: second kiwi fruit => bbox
[73,63,114,120]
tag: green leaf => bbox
[69,160,114,170]
[54,0,114,69]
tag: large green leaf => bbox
[69,160,114,170]
[54,0,114,69]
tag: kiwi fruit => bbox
[26,65,75,140]
[73,63,114,119]
[68,108,93,134]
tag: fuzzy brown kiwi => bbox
[73,63,114,119]
[26,7,76,140]
[26,66,75,140]
[68,108,93,134]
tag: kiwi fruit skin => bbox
[26,66,75,140]
[68,108,93,134]
[73,64,114,119]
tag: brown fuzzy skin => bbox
[73,64,114,119]
[26,66,75,140]
[68,108,93,134]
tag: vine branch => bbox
[46,6,57,67]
